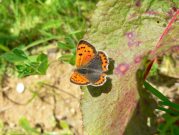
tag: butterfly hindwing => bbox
[93,73,107,86]
[75,69,107,86]
[85,51,108,86]
[70,71,90,85]
[98,51,109,72]
[76,40,97,68]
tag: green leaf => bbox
[59,54,75,65]
[1,48,28,63]
[69,54,75,65]
[16,53,48,77]
[58,42,73,50]
[12,48,28,59]
[57,35,76,51]
[19,117,39,134]
[59,120,70,129]
[16,63,36,77]
[81,0,179,135]
[37,53,49,74]
[64,35,76,49]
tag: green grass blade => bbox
[24,36,60,50]
[159,101,179,112]
[144,81,170,103]
[0,44,10,52]
[144,81,179,111]
[157,106,179,115]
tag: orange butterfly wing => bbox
[93,73,107,86]
[76,40,97,67]
[70,71,90,85]
[98,51,109,72]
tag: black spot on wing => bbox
[78,40,97,54]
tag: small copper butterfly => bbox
[70,40,109,86]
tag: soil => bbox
[0,51,82,134]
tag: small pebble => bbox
[147,117,151,127]
[70,108,75,115]
[16,82,25,93]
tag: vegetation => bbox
[0,0,97,77]
[0,0,178,135]
[0,0,97,134]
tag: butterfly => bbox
[70,40,109,86]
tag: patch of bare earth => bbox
[0,53,82,134]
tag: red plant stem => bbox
[144,59,155,80]
[156,9,179,48]
[144,9,179,80]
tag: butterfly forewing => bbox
[76,40,97,68]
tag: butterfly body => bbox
[70,40,109,86]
